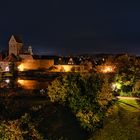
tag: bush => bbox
[48,73,115,132]
[0,113,43,140]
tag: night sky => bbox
[0,0,140,55]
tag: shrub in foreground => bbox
[48,73,114,132]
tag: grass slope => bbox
[90,98,140,140]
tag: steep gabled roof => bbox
[11,35,23,43]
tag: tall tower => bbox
[9,35,23,56]
[28,46,33,55]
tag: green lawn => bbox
[89,98,140,140]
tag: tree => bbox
[48,76,69,104]
[113,54,139,96]
[97,77,113,106]
[48,73,114,132]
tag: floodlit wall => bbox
[18,59,54,71]
[52,65,85,72]
[19,54,33,60]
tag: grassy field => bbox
[90,98,140,140]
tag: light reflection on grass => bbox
[119,98,140,112]
[89,98,140,140]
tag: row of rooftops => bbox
[1,51,140,65]
[0,52,82,65]
[1,35,140,66]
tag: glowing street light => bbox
[5,79,10,84]
[111,82,122,91]
[5,66,10,72]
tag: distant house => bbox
[56,57,81,65]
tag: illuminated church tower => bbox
[9,35,23,56]
[28,46,33,55]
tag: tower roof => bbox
[11,35,23,43]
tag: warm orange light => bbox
[102,66,113,73]
[63,65,71,72]
[18,64,25,71]
[98,65,116,73]
[17,79,37,89]
[51,65,72,72]
[17,79,24,85]
[17,60,37,71]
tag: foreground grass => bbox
[1,97,139,140]
[90,98,140,140]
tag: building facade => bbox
[0,35,86,72]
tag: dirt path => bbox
[117,96,140,100]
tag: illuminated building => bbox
[0,35,88,73]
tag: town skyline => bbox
[0,34,140,56]
[1,1,140,55]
